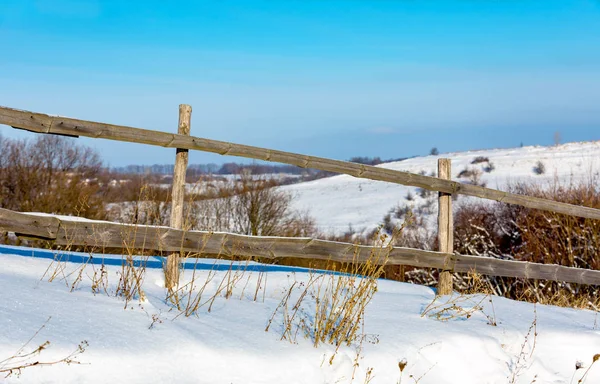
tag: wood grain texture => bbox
[437,159,453,295]
[165,104,192,288]
[2,208,600,285]
[0,209,60,239]
[2,106,600,220]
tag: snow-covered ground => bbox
[283,142,600,235]
[1,245,598,384]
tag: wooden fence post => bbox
[437,158,453,295]
[165,104,192,289]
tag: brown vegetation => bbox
[450,178,600,309]
[3,133,600,310]
[0,134,106,219]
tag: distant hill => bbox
[282,141,600,236]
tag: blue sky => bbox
[1,0,600,166]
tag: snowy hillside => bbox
[283,142,600,235]
[0,246,599,384]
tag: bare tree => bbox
[231,172,293,236]
[0,135,105,218]
[553,131,562,146]
[184,172,315,237]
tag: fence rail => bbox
[1,105,600,289]
[2,106,600,220]
[1,208,600,285]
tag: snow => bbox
[283,142,600,235]
[1,245,599,383]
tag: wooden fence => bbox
[2,208,600,285]
[1,105,600,291]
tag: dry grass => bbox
[571,354,600,384]
[421,272,497,325]
[266,226,403,365]
[0,317,88,379]
[421,295,497,326]
[165,234,270,317]
[507,305,538,383]
[396,356,436,384]
[449,176,600,312]
[37,189,157,309]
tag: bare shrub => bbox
[512,181,600,270]
[0,135,106,219]
[394,204,413,220]
[382,213,395,235]
[453,201,518,259]
[231,172,302,236]
[457,168,475,178]
[554,131,562,146]
[107,171,316,238]
[471,156,489,164]
[396,177,600,310]
[533,161,546,175]
[457,167,485,186]
[418,187,433,198]
[483,162,495,173]
[414,197,435,216]
[266,229,394,362]
[449,178,600,310]
[373,209,436,281]
[189,172,316,237]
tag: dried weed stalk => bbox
[508,305,538,384]
[266,225,405,364]
[0,317,88,378]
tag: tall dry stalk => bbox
[266,224,409,363]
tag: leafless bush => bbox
[266,229,394,363]
[449,178,600,309]
[0,135,106,219]
[458,167,485,187]
[471,156,490,164]
[417,187,433,198]
[377,176,600,309]
[187,172,316,237]
[457,167,476,178]
[119,183,171,227]
[483,162,495,173]
[394,204,413,220]
[533,161,546,175]
[106,171,316,238]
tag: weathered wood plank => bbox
[2,209,600,285]
[0,208,60,239]
[165,104,192,288]
[437,159,453,295]
[2,106,600,220]
[0,107,53,134]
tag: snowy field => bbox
[283,141,600,235]
[0,245,598,384]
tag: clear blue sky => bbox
[1,0,600,166]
